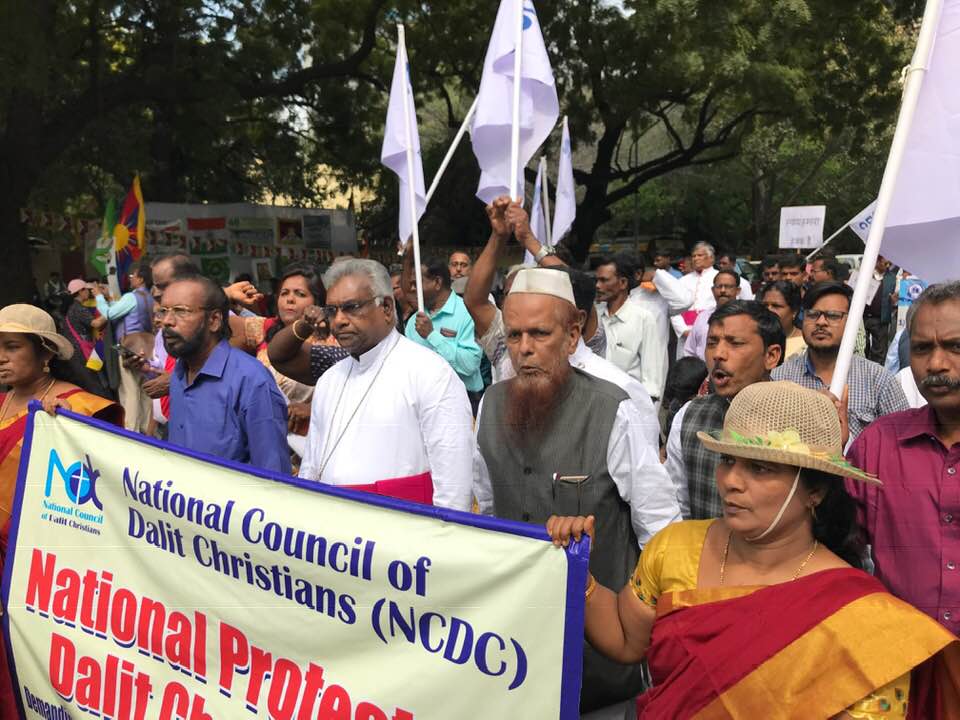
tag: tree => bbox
[0,0,386,304]
[366,0,910,259]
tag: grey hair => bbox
[692,241,715,258]
[322,258,392,299]
[909,281,960,335]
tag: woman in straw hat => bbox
[0,304,123,521]
[0,304,123,714]
[548,381,960,718]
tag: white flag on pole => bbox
[848,200,878,242]
[552,116,576,242]
[381,34,426,248]
[471,0,559,204]
[525,159,548,264]
[880,0,960,282]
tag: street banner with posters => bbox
[778,205,827,249]
[2,408,586,720]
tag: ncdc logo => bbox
[45,449,103,510]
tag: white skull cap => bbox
[508,268,576,306]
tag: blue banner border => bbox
[1,402,588,719]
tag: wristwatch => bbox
[534,244,555,264]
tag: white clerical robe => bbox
[671,267,719,336]
[299,330,474,511]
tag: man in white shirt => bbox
[298,259,474,511]
[683,268,741,360]
[672,241,720,343]
[596,254,667,402]
[473,268,679,717]
[717,251,754,300]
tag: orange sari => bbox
[0,389,122,719]
[636,569,960,719]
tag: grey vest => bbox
[679,393,730,520]
[477,369,645,711]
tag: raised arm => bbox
[267,306,324,385]
[507,201,566,269]
[465,197,511,338]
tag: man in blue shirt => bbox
[160,273,291,474]
[94,262,154,433]
[401,245,483,396]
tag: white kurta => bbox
[299,330,475,511]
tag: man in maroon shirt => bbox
[846,281,960,633]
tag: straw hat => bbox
[0,304,74,360]
[697,381,879,484]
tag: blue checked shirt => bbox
[771,351,909,442]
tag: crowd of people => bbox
[2,195,959,717]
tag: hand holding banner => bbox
[3,408,586,719]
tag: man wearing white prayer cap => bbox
[473,268,681,718]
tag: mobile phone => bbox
[113,343,140,360]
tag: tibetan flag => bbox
[85,331,105,372]
[114,176,146,292]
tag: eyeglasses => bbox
[155,305,211,321]
[804,309,848,324]
[713,284,738,292]
[320,296,383,319]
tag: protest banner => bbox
[778,206,827,249]
[2,408,586,719]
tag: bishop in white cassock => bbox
[671,241,719,343]
[298,260,475,511]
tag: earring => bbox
[810,504,819,521]
[43,361,50,374]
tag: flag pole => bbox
[806,211,862,261]
[397,24,425,314]
[829,0,942,398]
[509,0,524,202]
[425,97,479,206]
[540,155,552,246]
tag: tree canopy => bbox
[0,0,917,302]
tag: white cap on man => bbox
[508,268,576,306]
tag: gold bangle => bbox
[291,320,311,342]
[585,573,597,601]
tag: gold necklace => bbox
[719,530,819,586]
[0,377,56,426]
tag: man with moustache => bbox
[846,282,960,633]
[682,268,741,360]
[596,254,667,402]
[665,301,785,519]
[772,282,907,442]
[473,268,679,719]
[161,274,290,473]
[294,259,474,509]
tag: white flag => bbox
[848,200,878,242]
[552,115,575,242]
[471,0,559,204]
[525,160,548,265]
[381,32,426,247]
[881,0,960,282]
